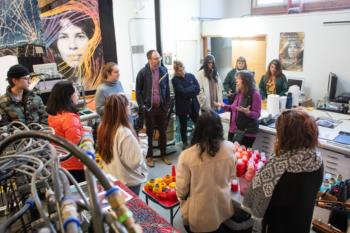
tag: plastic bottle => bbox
[286,92,293,109]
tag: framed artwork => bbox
[279,32,304,72]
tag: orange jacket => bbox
[48,112,84,170]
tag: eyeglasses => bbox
[21,76,31,81]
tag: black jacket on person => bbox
[172,73,200,116]
[262,164,323,233]
[136,64,170,112]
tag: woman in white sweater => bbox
[197,55,223,112]
[97,94,148,195]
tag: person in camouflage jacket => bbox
[0,64,47,127]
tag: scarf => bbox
[242,148,322,232]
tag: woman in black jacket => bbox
[243,109,323,233]
[172,61,200,149]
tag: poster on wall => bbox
[0,0,42,49]
[279,32,304,72]
[40,0,104,90]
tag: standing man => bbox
[172,61,200,149]
[136,50,171,167]
[0,64,48,127]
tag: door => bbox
[232,36,266,85]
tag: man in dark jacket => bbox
[172,61,200,149]
[136,50,171,167]
[0,64,48,127]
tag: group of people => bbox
[0,51,323,233]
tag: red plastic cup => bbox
[231,179,239,192]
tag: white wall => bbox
[0,56,19,94]
[224,0,251,18]
[113,0,156,94]
[202,10,350,102]
[161,0,201,75]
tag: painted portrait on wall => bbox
[41,0,104,90]
[279,32,304,72]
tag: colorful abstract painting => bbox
[41,0,104,90]
[0,0,43,49]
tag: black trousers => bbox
[228,132,256,148]
[178,112,198,144]
[145,106,167,157]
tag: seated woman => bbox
[243,109,323,233]
[176,110,235,233]
[97,94,148,195]
[217,70,261,148]
[47,81,89,182]
[259,59,288,100]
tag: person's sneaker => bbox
[161,156,172,165]
[146,157,155,167]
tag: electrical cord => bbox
[0,197,35,233]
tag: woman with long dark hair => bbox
[243,109,323,233]
[197,55,223,111]
[176,110,235,232]
[47,80,88,182]
[217,70,261,147]
[259,59,288,99]
[97,94,148,195]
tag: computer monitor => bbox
[287,78,303,90]
[328,72,338,101]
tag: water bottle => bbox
[286,93,293,109]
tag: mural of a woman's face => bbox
[57,18,89,68]
[287,41,299,60]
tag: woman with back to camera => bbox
[176,110,235,232]
[95,62,124,116]
[47,80,90,182]
[223,56,248,104]
[217,70,261,148]
[98,94,148,195]
[259,59,288,100]
[243,109,323,233]
[197,55,223,112]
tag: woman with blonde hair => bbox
[95,62,124,116]
[97,94,148,195]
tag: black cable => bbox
[0,198,34,233]
[0,131,111,190]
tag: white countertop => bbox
[220,108,350,155]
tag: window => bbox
[252,0,350,15]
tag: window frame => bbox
[251,0,350,15]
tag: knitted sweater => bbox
[95,80,124,116]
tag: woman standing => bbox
[197,55,223,112]
[217,71,261,148]
[176,110,235,232]
[223,56,248,104]
[98,94,148,195]
[172,61,200,149]
[243,109,323,233]
[259,59,288,99]
[47,81,88,182]
[95,62,124,116]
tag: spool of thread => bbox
[288,85,300,107]
[231,179,239,192]
[279,96,287,111]
[267,94,280,116]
